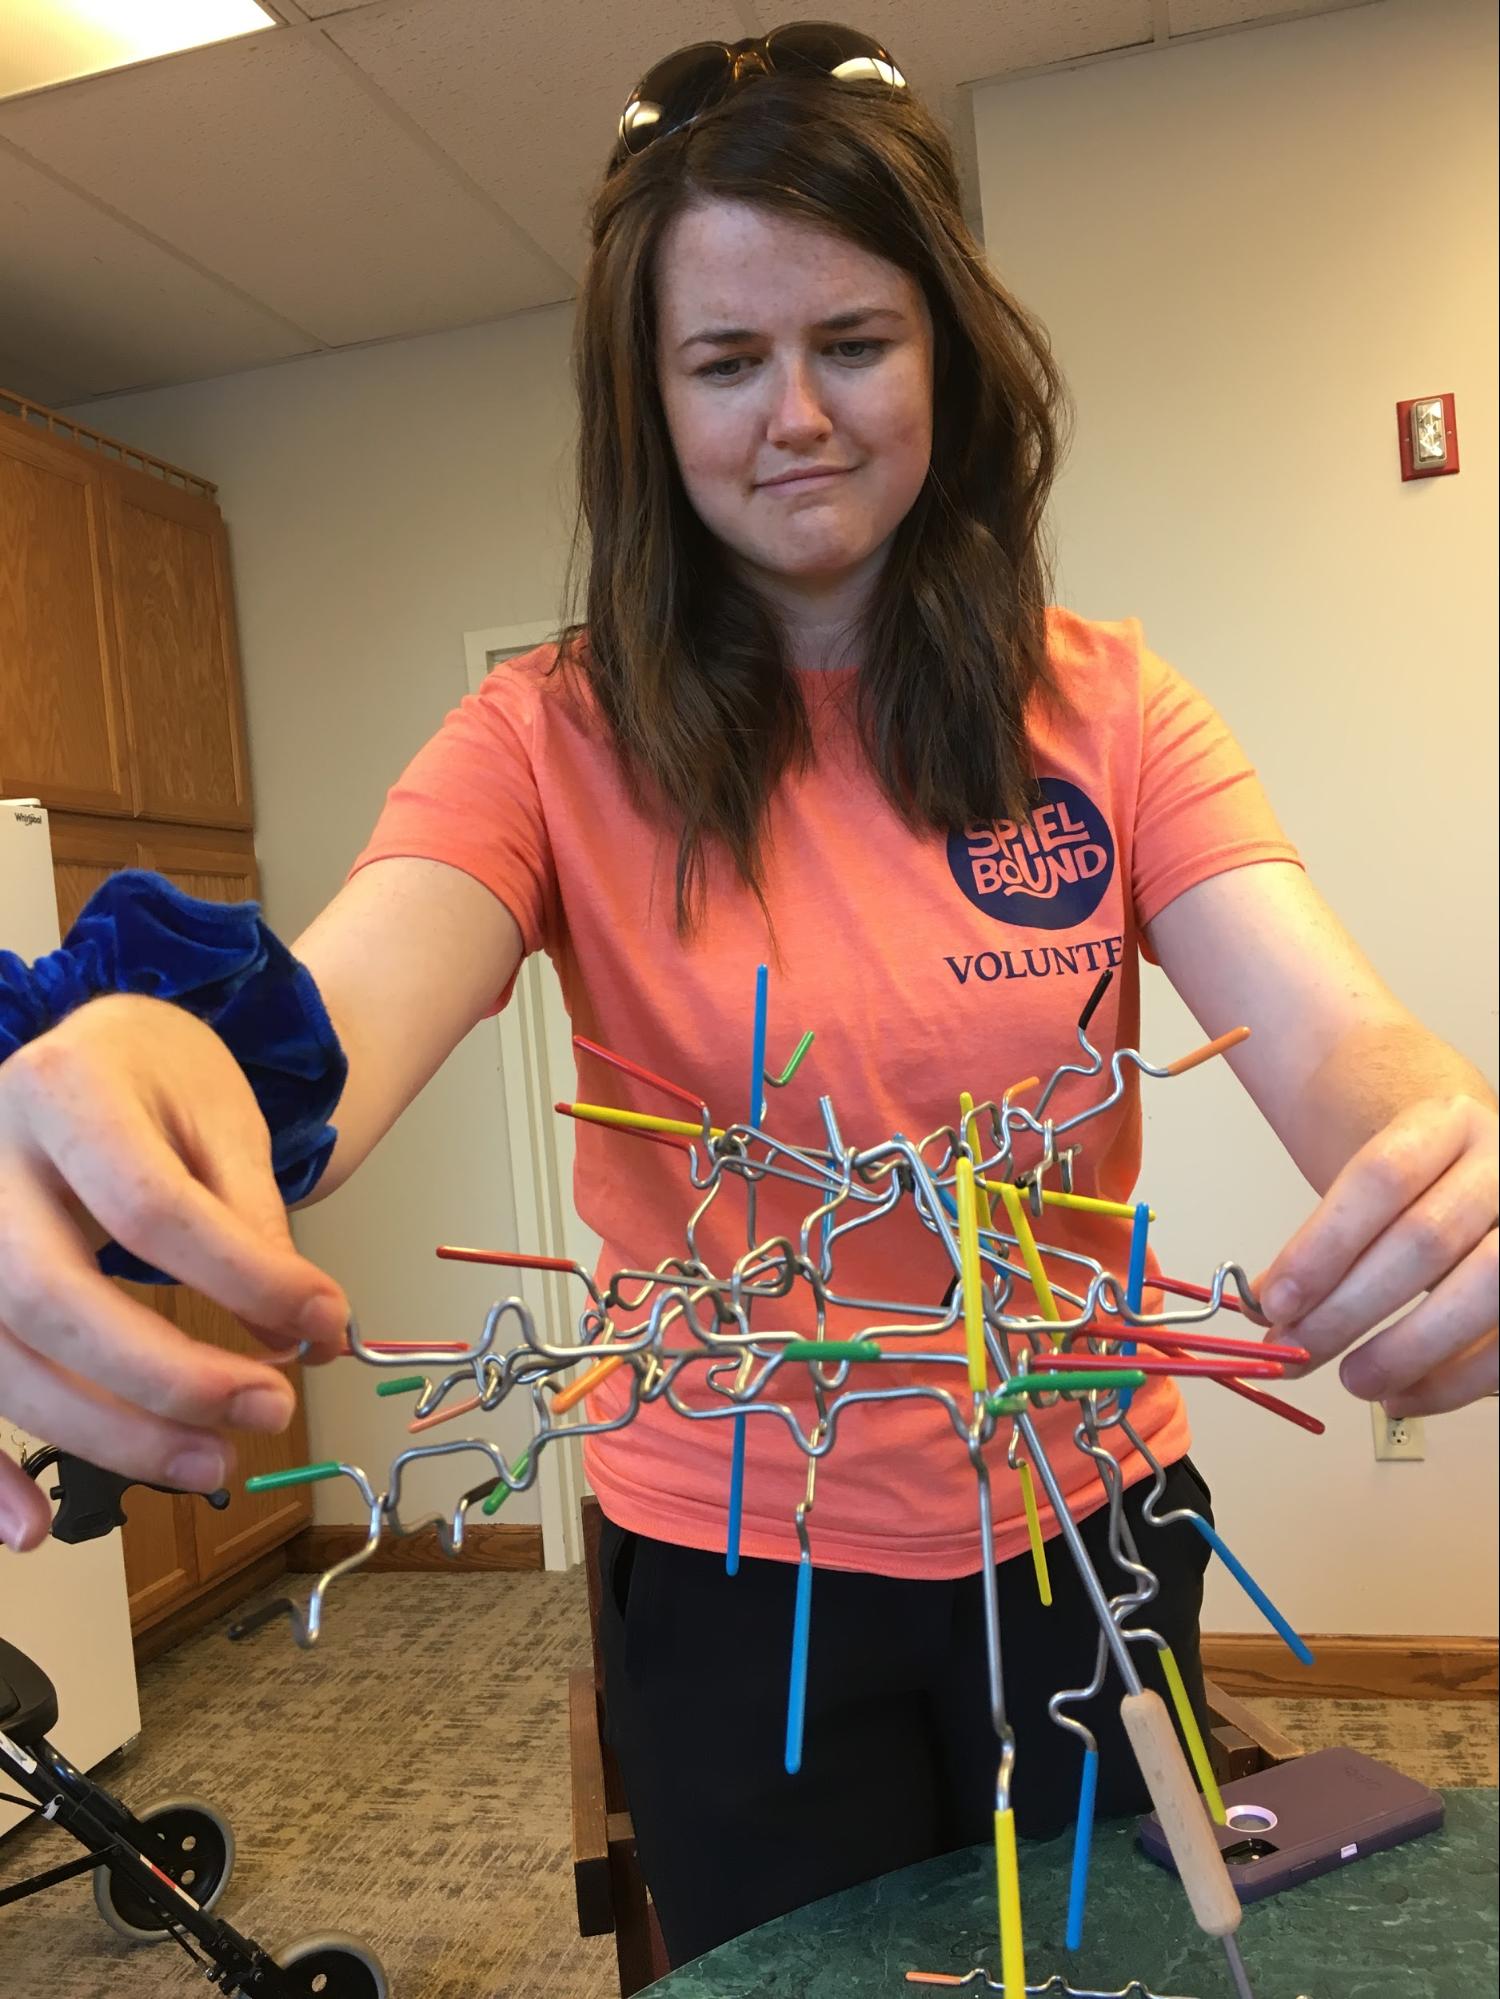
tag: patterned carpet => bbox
[1,1570,1494,1999]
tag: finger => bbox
[0,1178,302,1430]
[18,1063,348,1353]
[0,1323,238,1536]
[187,1131,346,1368]
[1382,1329,1499,1418]
[1256,1099,1472,1329]
[1338,1231,1498,1402]
[0,1445,53,1553]
[1278,1155,1497,1369]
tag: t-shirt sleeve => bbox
[1132,633,1302,953]
[347,659,556,992]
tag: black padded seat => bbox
[0,1635,59,1746]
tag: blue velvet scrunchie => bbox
[0,869,347,1285]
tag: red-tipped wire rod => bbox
[1025,1350,1285,1381]
[572,1034,706,1111]
[1147,1334,1326,1435]
[436,1244,582,1273]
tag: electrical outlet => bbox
[1371,1406,1426,1461]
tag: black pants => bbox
[596,1455,1215,1967]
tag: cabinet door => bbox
[170,1284,314,1584]
[133,823,259,904]
[104,466,252,831]
[0,417,132,814]
[134,827,314,1581]
[49,810,138,934]
[120,1483,202,1630]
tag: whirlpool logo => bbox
[946,778,1115,930]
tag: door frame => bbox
[462,620,589,1572]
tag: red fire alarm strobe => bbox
[1396,393,1459,481]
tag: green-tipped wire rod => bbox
[375,1374,426,1398]
[483,1446,532,1516]
[246,1461,345,1493]
[781,1338,881,1362]
[766,1030,815,1090]
[986,1368,1147,1416]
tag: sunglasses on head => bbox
[614,20,907,164]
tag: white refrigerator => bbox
[0,799,141,1837]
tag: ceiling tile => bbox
[1170,0,1348,31]
[0,144,312,398]
[0,349,92,408]
[293,0,413,16]
[321,0,753,280]
[0,26,573,345]
[743,1,1157,86]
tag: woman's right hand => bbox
[0,993,350,1554]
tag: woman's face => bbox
[654,198,934,600]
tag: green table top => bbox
[645,1788,1497,1999]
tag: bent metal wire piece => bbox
[906,1976,1202,1996]
[239,995,1316,1999]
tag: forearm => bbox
[287,858,525,1206]
[1282,1017,1496,1197]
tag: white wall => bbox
[74,0,1497,1628]
[70,306,580,1525]
[973,0,1498,1636]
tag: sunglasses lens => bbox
[616,24,907,163]
[764,22,905,89]
[619,43,732,155]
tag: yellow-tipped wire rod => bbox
[994,1181,1062,1332]
[953,1156,988,1392]
[560,1100,724,1141]
[1159,1641,1228,1823]
[979,1180,1156,1223]
[993,1805,1026,1999]
[958,1090,994,1237]
[1015,1456,1053,1608]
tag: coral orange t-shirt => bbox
[350,607,1301,1577]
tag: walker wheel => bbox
[273,1933,390,1998]
[92,1796,235,1942]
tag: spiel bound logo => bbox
[947,777,1115,930]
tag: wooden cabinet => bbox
[105,467,252,830]
[95,824,315,1590]
[47,811,138,936]
[9,397,303,1633]
[1,405,251,830]
[47,815,314,1628]
[0,421,131,813]
[169,1284,313,1587]
[120,1479,202,1631]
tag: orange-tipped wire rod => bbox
[408,1393,483,1435]
[551,1350,630,1414]
[1163,1024,1250,1076]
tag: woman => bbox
[1,22,1494,1966]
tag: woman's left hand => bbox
[1255,1094,1498,1416]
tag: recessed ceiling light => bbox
[0,1,278,103]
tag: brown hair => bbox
[561,73,1073,933]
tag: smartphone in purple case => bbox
[1136,1745,1445,1903]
